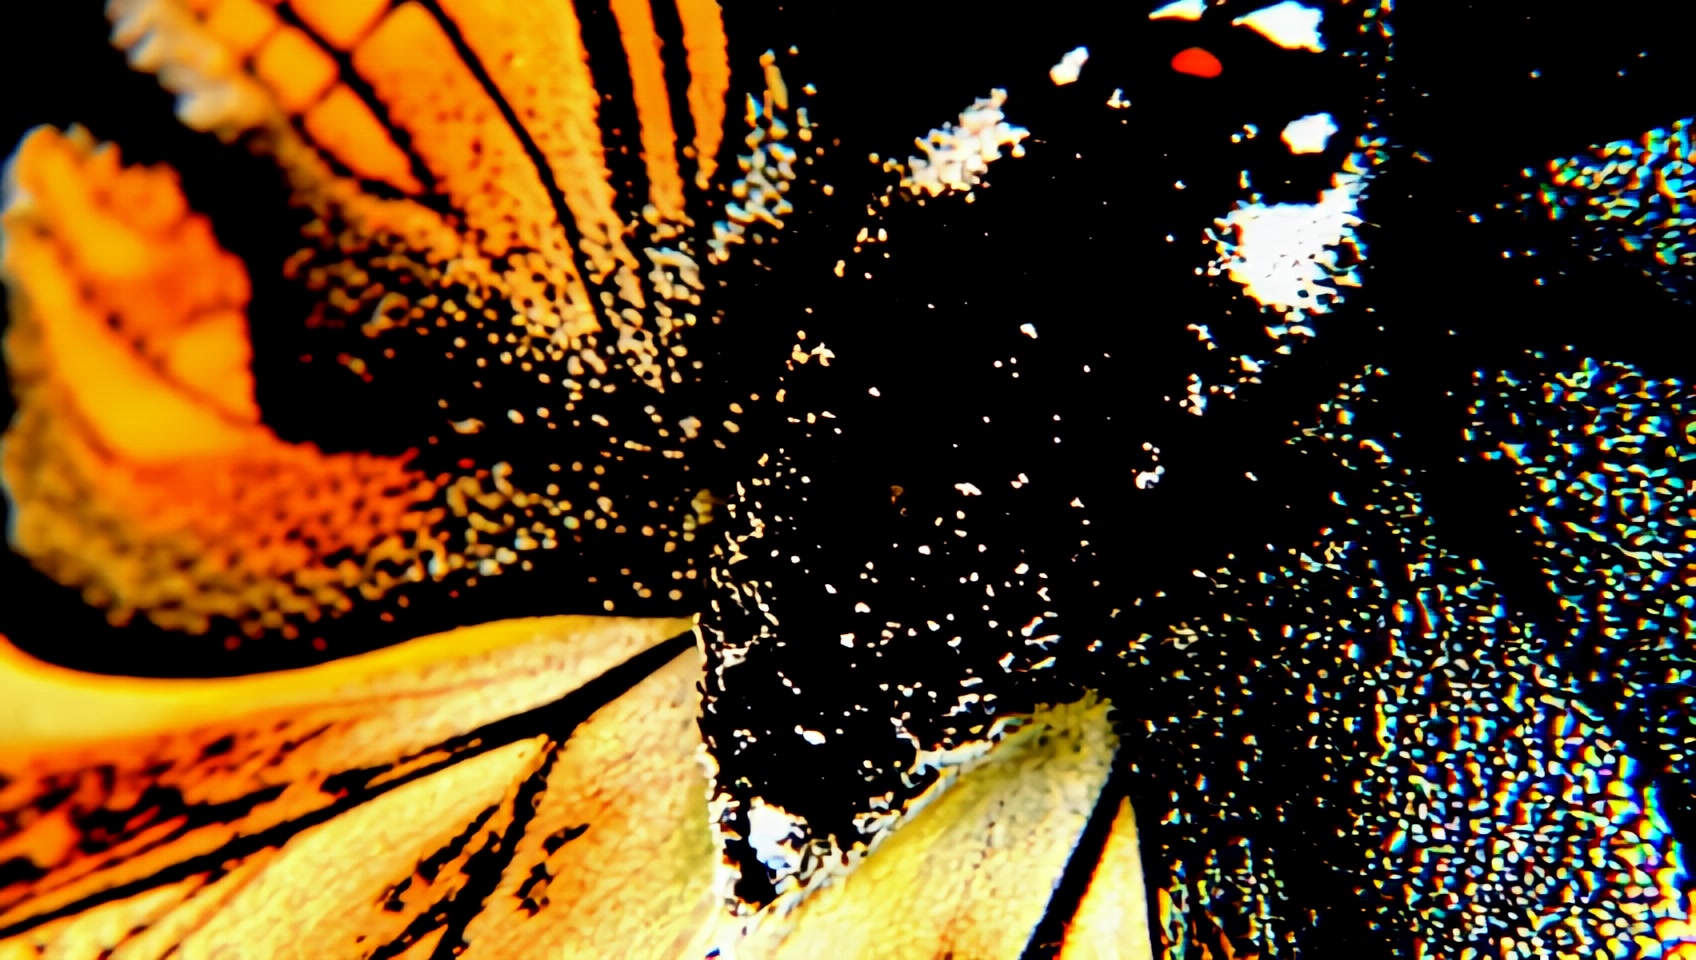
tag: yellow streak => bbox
[673,0,730,189]
[1059,797,1155,960]
[0,615,695,747]
[609,0,688,226]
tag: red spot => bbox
[1172,47,1223,78]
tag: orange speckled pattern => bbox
[2,0,759,637]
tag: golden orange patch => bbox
[202,0,280,59]
[292,0,389,50]
[253,26,339,113]
[301,83,423,193]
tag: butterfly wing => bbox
[0,614,694,941]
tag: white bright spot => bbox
[1019,322,1039,338]
[1149,0,1205,20]
[746,798,808,876]
[1210,165,1367,318]
[797,727,827,745]
[955,482,983,496]
[1049,46,1089,85]
[1233,1,1325,52]
[1281,112,1338,154]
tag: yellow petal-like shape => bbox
[735,695,1151,960]
[458,647,721,959]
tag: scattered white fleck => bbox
[955,482,983,496]
[797,727,827,745]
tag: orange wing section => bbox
[609,0,689,230]
[5,0,807,634]
[0,617,1149,959]
[0,127,452,636]
[676,0,732,189]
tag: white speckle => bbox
[1135,465,1166,490]
[854,601,871,613]
[1280,112,1338,154]
[868,386,881,396]
[954,482,983,496]
[1107,88,1131,109]
[797,727,827,745]
[1019,322,1039,339]
[1049,46,1089,85]
[840,633,856,646]
[746,798,808,876]
[1149,0,1204,19]
[1233,1,1325,52]
[900,90,1030,198]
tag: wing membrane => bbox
[0,615,693,933]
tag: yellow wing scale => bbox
[0,614,1150,958]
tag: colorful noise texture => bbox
[1532,117,1696,294]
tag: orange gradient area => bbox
[1171,46,1223,78]
[610,0,689,229]
[0,128,445,635]
[5,0,779,634]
